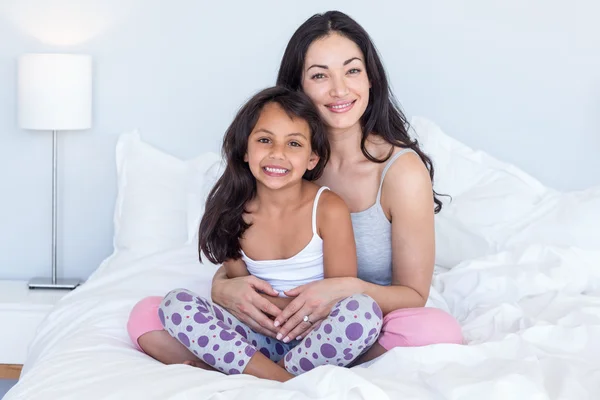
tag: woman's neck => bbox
[327,125,366,167]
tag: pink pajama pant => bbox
[127,296,463,353]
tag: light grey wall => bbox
[1,0,599,280]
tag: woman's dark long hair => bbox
[277,10,445,213]
[198,86,330,264]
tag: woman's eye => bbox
[258,138,270,144]
[289,141,301,147]
[311,73,326,80]
[348,68,361,75]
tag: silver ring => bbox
[303,315,312,324]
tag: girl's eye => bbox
[289,141,302,147]
[348,68,361,75]
[311,73,326,80]
[258,138,270,144]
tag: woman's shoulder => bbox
[360,134,431,195]
[364,134,417,161]
[385,146,429,181]
[380,146,433,213]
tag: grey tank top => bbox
[350,149,416,286]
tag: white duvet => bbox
[6,118,600,399]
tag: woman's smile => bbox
[325,100,356,113]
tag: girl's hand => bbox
[212,271,282,338]
[274,278,358,342]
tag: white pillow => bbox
[186,158,226,244]
[410,117,551,267]
[410,117,549,199]
[113,130,221,256]
[503,186,600,251]
[412,117,600,268]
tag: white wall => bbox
[1,0,599,281]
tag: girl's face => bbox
[245,102,319,190]
[301,33,370,136]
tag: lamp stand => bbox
[29,130,80,290]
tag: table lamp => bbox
[18,53,92,289]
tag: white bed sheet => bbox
[5,241,600,399]
[6,117,600,399]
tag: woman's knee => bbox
[127,296,164,351]
[378,307,463,349]
[127,289,199,351]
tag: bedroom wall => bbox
[0,0,599,280]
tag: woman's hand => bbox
[211,268,282,338]
[274,277,360,342]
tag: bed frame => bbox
[0,364,22,380]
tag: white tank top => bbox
[241,186,329,297]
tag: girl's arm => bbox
[318,191,358,278]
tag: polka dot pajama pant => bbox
[158,289,383,376]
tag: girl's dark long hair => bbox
[277,10,445,213]
[198,86,329,264]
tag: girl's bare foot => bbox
[349,342,387,366]
[138,329,215,371]
[182,359,214,371]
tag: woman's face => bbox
[301,33,370,135]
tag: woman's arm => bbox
[258,294,293,310]
[222,256,292,313]
[223,259,291,310]
[273,278,357,341]
[223,258,250,278]
[363,151,435,313]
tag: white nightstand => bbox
[0,280,69,379]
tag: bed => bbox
[5,117,600,399]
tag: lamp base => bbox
[28,277,81,290]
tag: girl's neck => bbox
[254,181,305,212]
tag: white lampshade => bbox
[18,53,92,130]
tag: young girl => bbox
[156,87,382,382]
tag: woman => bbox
[210,10,463,365]
[128,10,462,370]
